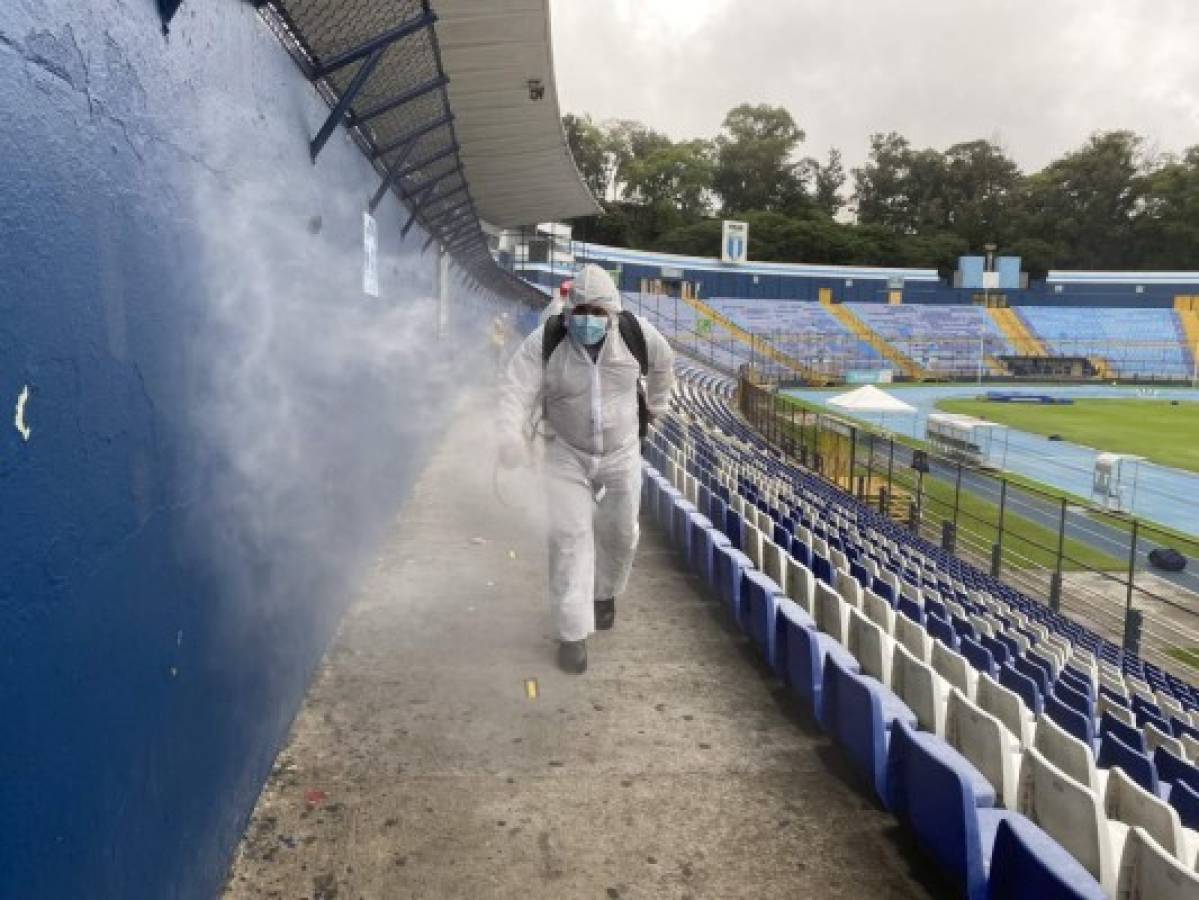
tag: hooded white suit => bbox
[501,265,675,641]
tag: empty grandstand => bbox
[515,241,1199,385]
[642,363,1199,899]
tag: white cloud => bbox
[550,0,1199,172]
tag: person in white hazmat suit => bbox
[499,265,675,673]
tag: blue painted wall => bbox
[519,245,1199,308]
[0,2,519,896]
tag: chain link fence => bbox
[735,372,1199,683]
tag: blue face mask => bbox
[568,313,608,346]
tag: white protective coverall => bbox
[501,265,675,642]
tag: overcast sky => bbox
[550,0,1199,173]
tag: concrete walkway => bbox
[223,406,947,900]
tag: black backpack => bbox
[542,310,651,438]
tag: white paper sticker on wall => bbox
[363,212,379,298]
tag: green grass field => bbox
[774,394,1126,571]
[937,397,1199,474]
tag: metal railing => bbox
[737,371,1199,683]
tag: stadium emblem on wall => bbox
[721,220,748,264]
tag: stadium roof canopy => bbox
[431,0,601,227]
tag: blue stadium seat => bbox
[885,719,1013,900]
[741,569,782,663]
[1044,694,1096,749]
[986,818,1107,900]
[926,614,959,650]
[1053,680,1094,721]
[670,498,697,555]
[1167,778,1199,829]
[979,633,1011,668]
[1099,710,1147,754]
[780,607,860,722]
[1097,730,1163,798]
[713,544,753,622]
[959,635,998,679]
[897,596,923,623]
[1000,663,1043,717]
[1012,655,1052,700]
[693,525,730,593]
[822,654,917,806]
[1155,745,1199,795]
[723,508,743,551]
[683,511,713,576]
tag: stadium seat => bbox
[1098,730,1166,799]
[1146,722,1189,760]
[1168,779,1199,831]
[1034,714,1108,797]
[836,569,862,608]
[977,673,1036,749]
[1017,747,1129,896]
[895,613,933,664]
[815,581,851,645]
[932,641,978,699]
[885,718,1010,899]
[761,539,788,594]
[1104,766,1199,867]
[779,604,859,721]
[1117,826,1199,899]
[741,569,783,662]
[847,608,895,687]
[1045,694,1096,748]
[862,588,896,635]
[1158,746,1199,796]
[946,688,1022,809]
[960,634,999,679]
[822,654,916,806]
[1000,663,1044,717]
[891,643,949,736]
[785,556,814,614]
[713,544,753,623]
[985,817,1107,900]
[926,614,959,651]
[1100,710,1148,754]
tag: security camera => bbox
[527,78,545,101]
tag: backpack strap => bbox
[541,313,567,364]
[617,310,649,376]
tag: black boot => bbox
[594,598,616,631]
[557,639,588,674]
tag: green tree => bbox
[623,139,715,219]
[713,104,809,215]
[606,119,673,198]
[852,132,915,230]
[940,140,1023,249]
[1018,131,1145,268]
[806,147,846,218]
[561,113,615,200]
[1133,146,1199,268]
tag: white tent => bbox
[826,384,916,414]
[825,384,917,434]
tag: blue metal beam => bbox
[401,184,468,238]
[370,111,454,160]
[310,46,386,162]
[347,75,448,128]
[367,116,454,212]
[312,10,436,79]
[425,198,473,229]
[404,162,463,198]
[387,145,458,182]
